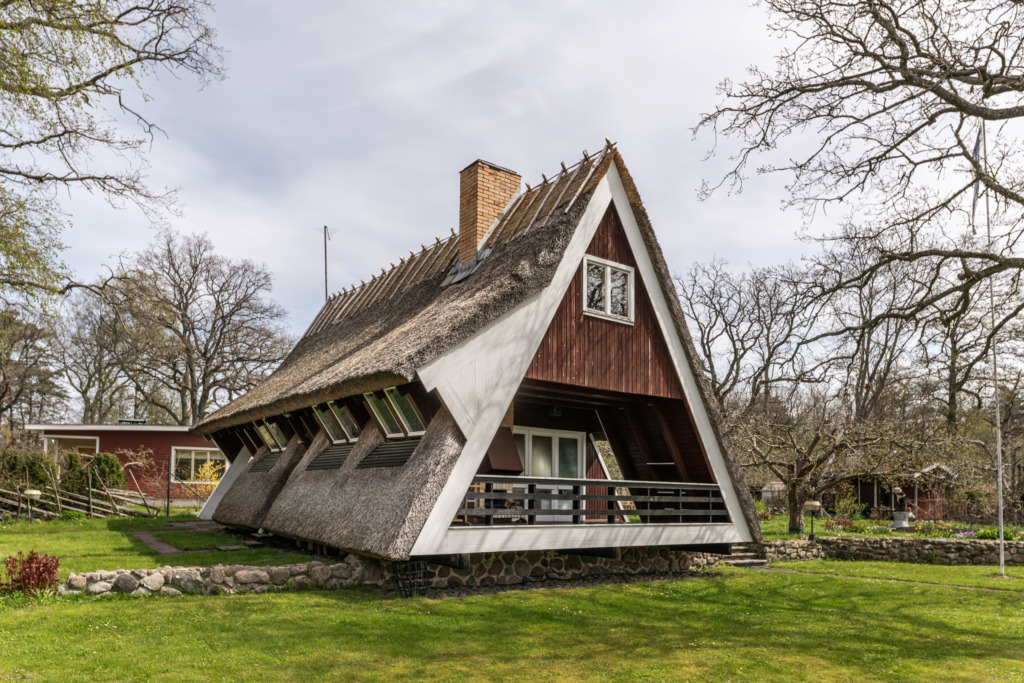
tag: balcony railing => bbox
[453,474,729,526]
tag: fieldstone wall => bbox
[759,537,1024,565]
[59,546,720,598]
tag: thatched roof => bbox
[212,436,307,531]
[261,407,465,560]
[194,147,616,437]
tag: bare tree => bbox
[0,311,65,430]
[106,230,293,425]
[697,0,1024,346]
[0,1,223,305]
[56,290,131,424]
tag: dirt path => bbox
[129,521,241,556]
[756,565,1024,593]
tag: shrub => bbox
[60,451,88,494]
[975,528,1015,541]
[90,452,126,490]
[754,499,772,522]
[59,509,86,522]
[825,518,863,532]
[0,449,56,489]
[1,551,60,596]
[833,493,864,521]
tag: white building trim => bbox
[198,447,251,520]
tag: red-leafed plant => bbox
[1,551,61,595]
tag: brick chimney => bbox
[459,160,521,262]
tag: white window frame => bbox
[313,402,361,444]
[512,427,586,479]
[255,420,287,452]
[582,255,635,324]
[384,387,426,437]
[364,392,406,439]
[171,447,227,485]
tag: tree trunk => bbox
[787,484,805,531]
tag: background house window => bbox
[172,448,226,484]
[583,256,634,322]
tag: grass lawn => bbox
[1,567,1023,681]
[759,513,1023,541]
[0,514,312,579]
[774,558,1024,592]
[151,530,244,551]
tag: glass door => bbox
[513,428,585,523]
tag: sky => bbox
[62,0,805,336]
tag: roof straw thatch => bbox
[261,407,465,560]
[212,436,307,531]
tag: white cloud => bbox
[60,0,816,335]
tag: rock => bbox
[310,565,332,586]
[111,574,139,594]
[57,585,81,596]
[209,567,225,585]
[141,573,165,591]
[207,584,230,595]
[288,576,313,591]
[289,564,307,576]
[170,569,204,594]
[130,569,149,580]
[67,574,87,590]
[234,570,270,585]
[131,587,151,597]
[159,586,182,597]
[98,571,118,582]
[86,581,111,595]
[270,568,290,585]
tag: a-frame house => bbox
[193,143,760,568]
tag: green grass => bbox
[775,558,1024,592]
[1,567,1023,681]
[0,514,312,578]
[151,530,243,551]
[759,513,1023,541]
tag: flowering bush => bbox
[824,518,864,532]
[1,551,60,596]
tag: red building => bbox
[26,423,226,502]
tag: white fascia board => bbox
[26,424,197,433]
[411,176,616,556]
[603,163,754,542]
[197,447,251,520]
[431,523,745,556]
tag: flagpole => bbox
[979,122,1006,577]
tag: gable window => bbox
[255,419,287,452]
[313,402,361,444]
[364,386,428,439]
[172,448,226,484]
[583,256,634,323]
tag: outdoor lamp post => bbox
[23,489,42,523]
[803,500,821,541]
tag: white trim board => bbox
[411,163,756,555]
[198,447,250,520]
[411,175,615,556]
[429,523,745,556]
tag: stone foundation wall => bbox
[59,546,720,598]
[760,537,1024,565]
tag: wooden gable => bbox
[525,205,684,399]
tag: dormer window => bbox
[384,387,426,436]
[583,256,634,323]
[364,386,427,439]
[313,402,361,444]
[255,419,287,452]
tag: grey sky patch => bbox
[58,1,812,335]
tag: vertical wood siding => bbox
[525,206,684,399]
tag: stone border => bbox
[59,546,721,598]
[758,537,1024,565]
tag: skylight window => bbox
[583,256,634,323]
[364,387,427,439]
